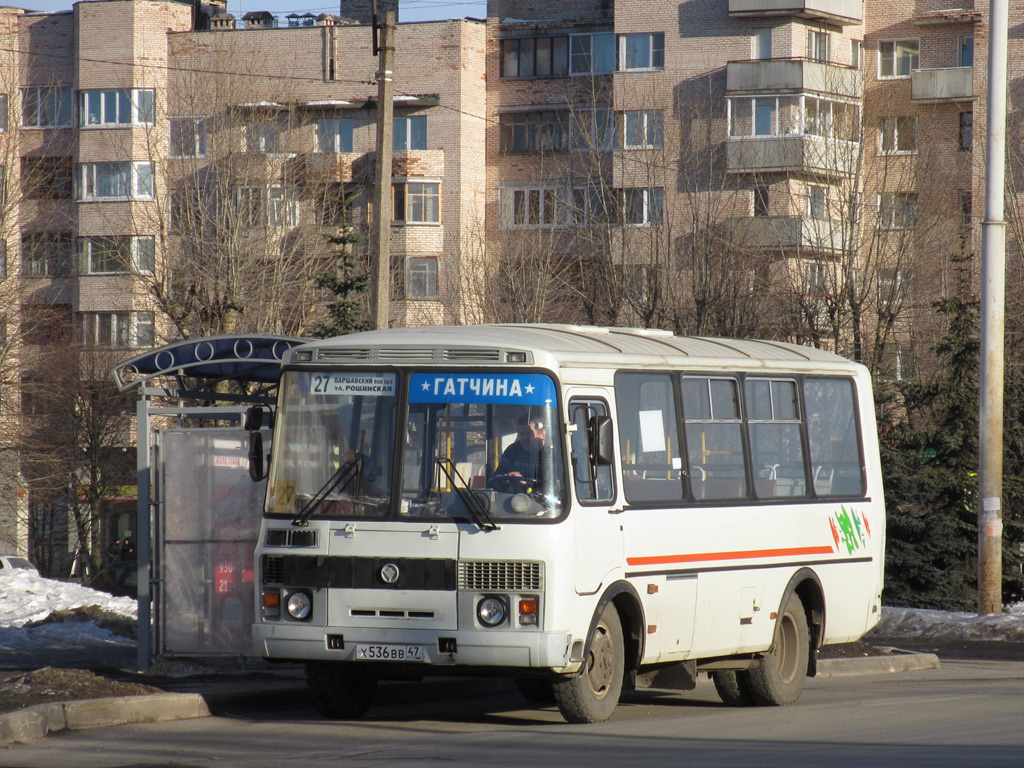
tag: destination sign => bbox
[308,372,397,397]
[409,372,556,406]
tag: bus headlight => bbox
[476,596,507,627]
[286,590,312,621]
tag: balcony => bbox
[727,59,862,99]
[728,0,862,24]
[726,136,857,177]
[911,67,974,103]
[724,215,851,254]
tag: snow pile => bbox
[870,603,1024,645]
[0,569,137,656]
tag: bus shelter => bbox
[113,335,307,670]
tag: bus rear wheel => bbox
[712,670,755,706]
[305,661,377,719]
[552,605,624,724]
[745,593,809,706]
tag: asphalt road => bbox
[3,659,1023,768]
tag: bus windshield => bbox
[265,369,566,523]
[266,370,398,519]
[401,371,565,522]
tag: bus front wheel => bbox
[306,661,377,719]
[745,593,809,705]
[552,604,624,724]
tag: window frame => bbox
[77,161,155,201]
[618,32,665,71]
[877,39,919,79]
[78,235,155,275]
[392,180,440,224]
[878,192,918,230]
[807,29,831,63]
[20,231,73,278]
[79,88,156,128]
[21,85,73,129]
[79,310,155,349]
[315,117,354,153]
[959,111,973,151]
[621,187,664,227]
[806,185,827,219]
[499,186,568,229]
[169,116,208,158]
[879,115,919,154]
[393,115,427,151]
[405,256,439,300]
[622,110,664,150]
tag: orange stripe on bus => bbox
[626,545,837,567]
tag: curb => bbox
[816,650,941,678]
[0,693,209,746]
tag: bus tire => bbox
[552,605,624,724]
[712,670,755,706]
[746,593,809,706]
[514,676,555,704]
[305,661,377,719]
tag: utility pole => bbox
[369,4,394,330]
[979,0,1008,615]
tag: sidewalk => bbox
[0,649,940,747]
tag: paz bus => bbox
[249,324,884,723]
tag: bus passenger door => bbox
[568,395,623,595]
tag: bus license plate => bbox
[355,644,425,662]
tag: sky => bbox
[0,0,488,22]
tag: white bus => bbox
[250,324,885,723]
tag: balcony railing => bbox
[726,136,858,177]
[727,59,862,98]
[911,67,974,102]
[728,0,862,24]
[724,215,853,253]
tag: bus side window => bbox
[804,377,865,497]
[681,376,748,500]
[569,399,614,503]
[614,372,684,504]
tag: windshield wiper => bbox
[435,458,499,532]
[292,455,364,527]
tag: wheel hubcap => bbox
[587,623,614,698]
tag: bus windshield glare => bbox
[265,369,566,522]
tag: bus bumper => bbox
[253,623,577,672]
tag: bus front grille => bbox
[262,555,285,584]
[458,561,543,591]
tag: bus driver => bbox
[492,414,551,494]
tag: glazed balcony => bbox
[911,67,974,103]
[727,58,862,99]
[724,215,852,253]
[728,0,862,24]
[726,136,857,177]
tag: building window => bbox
[570,33,616,75]
[169,117,208,157]
[806,185,826,219]
[407,257,439,300]
[393,181,440,224]
[21,231,73,277]
[499,187,567,228]
[621,187,663,226]
[242,121,279,153]
[753,184,769,217]
[77,162,154,200]
[79,311,154,348]
[78,235,155,274]
[22,304,72,346]
[805,262,827,294]
[21,86,72,128]
[394,116,427,151]
[316,118,353,153]
[619,32,664,71]
[501,35,571,78]
[571,186,615,226]
[0,94,7,132]
[571,108,616,151]
[878,192,918,230]
[879,115,918,153]
[804,97,860,141]
[499,110,568,154]
[959,36,973,68]
[959,190,972,230]
[21,156,73,199]
[878,39,919,78]
[753,28,771,60]
[623,110,663,149]
[850,40,862,69]
[878,268,906,306]
[79,89,155,127]
[807,29,830,62]
[267,185,299,228]
[729,96,799,137]
[959,111,973,151]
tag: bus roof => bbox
[292,325,860,372]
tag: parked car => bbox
[88,560,138,598]
[0,554,38,573]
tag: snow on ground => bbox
[0,569,136,656]
[1,569,1024,658]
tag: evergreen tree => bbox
[310,232,370,339]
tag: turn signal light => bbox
[519,597,538,625]
[263,589,281,619]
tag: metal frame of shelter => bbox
[113,334,307,670]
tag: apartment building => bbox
[0,0,487,565]
[486,0,988,377]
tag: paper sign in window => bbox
[639,410,666,453]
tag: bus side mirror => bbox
[248,432,267,482]
[589,415,614,466]
[244,406,264,431]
